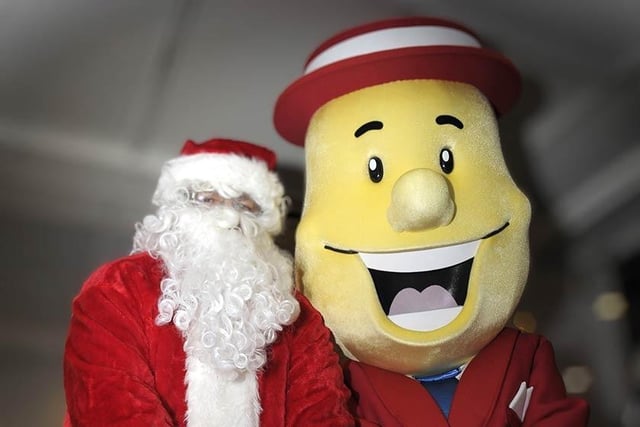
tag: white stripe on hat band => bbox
[304,25,482,74]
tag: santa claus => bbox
[63,138,353,426]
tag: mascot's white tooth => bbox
[359,240,480,273]
[388,307,463,332]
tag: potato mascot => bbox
[274,17,589,426]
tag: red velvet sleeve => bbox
[521,336,589,426]
[63,257,174,426]
[284,293,355,426]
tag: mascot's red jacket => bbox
[346,328,588,427]
[63,253,354,426]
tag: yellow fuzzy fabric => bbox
[296,79,531,375]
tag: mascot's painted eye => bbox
[368,156,384,183]
[440,148,454,174]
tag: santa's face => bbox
[135,190,299,374]
[296,80,531,376]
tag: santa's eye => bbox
[368,156,384,183]
[231,194,262,215]
[440,148,454,174]
[191,190,224,204]
[189,190,262,215]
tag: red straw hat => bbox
[274,16,521,146]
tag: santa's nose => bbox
[387,168,455,232]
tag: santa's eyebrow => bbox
[435,115,464,129]
[354,120,383,138]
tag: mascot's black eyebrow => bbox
[436,114,464,129]
[354,120,384,137]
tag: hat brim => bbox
[274,45,521,146]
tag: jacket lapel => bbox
[448,328,519,427]
[354,362,450,427]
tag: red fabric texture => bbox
[346,328,589,427]
[63,252,353,426]
[180,138,277,170]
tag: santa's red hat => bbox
[274,16,522,146]
[152,138,286,231]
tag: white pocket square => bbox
[509,381,534,422]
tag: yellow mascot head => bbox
[274,17,531,376]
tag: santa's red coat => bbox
[346,328,589,426]
[63,252,354,426]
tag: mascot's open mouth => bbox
[324,223,509,332]
[359,240,479,332]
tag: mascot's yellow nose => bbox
[387,168,455,232]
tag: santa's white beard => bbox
[134,204,299,426]
[133,203,299,375]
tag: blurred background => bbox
[1,0,639,425]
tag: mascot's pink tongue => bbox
[389,285,458,315]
